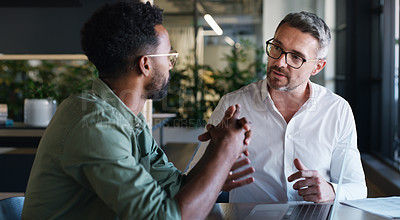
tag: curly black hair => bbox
[81,0,164,78]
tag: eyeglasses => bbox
[145,50,179,67]
[265,38,319,69]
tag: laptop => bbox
[245,131,353,220]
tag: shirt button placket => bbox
[285,122,295,200]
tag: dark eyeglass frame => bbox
[144,49,179,67]
[265,38,319,69]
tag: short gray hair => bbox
[277,11,331,59]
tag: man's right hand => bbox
[177,104,253,220]
[199,104,254,191]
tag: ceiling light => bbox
[204,14,223,35]
[224,36,235,46]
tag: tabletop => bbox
[206,202,389,220]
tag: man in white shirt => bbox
[188,11,367,203]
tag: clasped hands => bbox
[198,104,255,191]
[288,158,335,203]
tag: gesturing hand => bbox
[198,104,252,156]
[222,157,255,192]
[287,158,335,203]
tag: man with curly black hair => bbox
[22,1,254,219]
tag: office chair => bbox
[0,196,25,220]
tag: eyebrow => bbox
[274,39,307,59]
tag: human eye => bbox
[289,53,304,63]
[272,44,281,51]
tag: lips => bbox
[272,70,287,78]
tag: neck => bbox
[269,83,309,102]
[102,76,146,115]
[268,82,311,123]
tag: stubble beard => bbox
[144,68,170,100]
[267,65,302,92]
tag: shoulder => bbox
[62,93,129,123]
[53,93,133,145]
[310,82,354,121]
[59,94,134,157]
[311,82,350,107]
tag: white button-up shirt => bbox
[187,79,367,202]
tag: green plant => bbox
[0,60,97,121]
[154,39,266,127]
[23,61,58,100]
[56,61,98,102]
[213,39,266,96]
[24,80,58,100]
[0,60,31,120]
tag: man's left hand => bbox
[222,156,255,192]
[287,158,335,203]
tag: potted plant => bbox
[22,60,96,127]
[0,60,97,127]
[23,62,58,127]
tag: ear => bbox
[311,59,327,76]
[138,56,151,77]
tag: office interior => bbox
[0,0,399,202]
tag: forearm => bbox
[175,141,236,220]
[184,145,210,184]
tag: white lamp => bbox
[204,14,223,35]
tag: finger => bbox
[297,186,318,197]
[231,157,251,171]
[223,105,237,120]
[222,177,254,192]
[293,178,315,190]
[232,104,241,119]
[228,167,255,181]
[197,124,215,141]
[287,171,301,182]
[298,188,323,203]
[288,170,317,182]
[244,130,252,146]
[198,132,211,142]
[237,117,251,131]
[288,159,310,182]
[293,158,308,171]
[237,118,252,131]
[243,148,250,157]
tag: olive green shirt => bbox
[22,78,183,219]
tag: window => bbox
[394,0,400,168]
[376,0,400,171]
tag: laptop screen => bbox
[328,130,353,220]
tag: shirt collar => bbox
[261,79,315,104]
[91,78,146,133]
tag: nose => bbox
[275,53,288,68]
